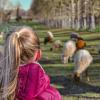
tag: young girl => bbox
[0,26,62,100]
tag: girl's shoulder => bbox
[19,62,45,73]
[33,62,44,70]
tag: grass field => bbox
[0,21,100,100]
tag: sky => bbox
[10,0,32,11]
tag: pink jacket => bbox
[15,62,62,100]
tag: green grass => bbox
[34,22,100,99]
[30,22,100,99]
[0,21,100,100]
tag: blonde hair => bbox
[0,26,40,100]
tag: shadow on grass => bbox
[39,58,56,64]
[50,75,100,95]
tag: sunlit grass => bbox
[0,21,100,99]
[27,21,100,99]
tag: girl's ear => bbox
[33,49,42,61]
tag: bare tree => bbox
[0,0,13,23]
[31,0,100,31]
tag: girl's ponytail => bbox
[0,32,21,100]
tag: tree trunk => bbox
[90,0,96,31]
[83,0,88,30]
[71,0,75,29]
[76,0,80,30]
[83,17,87,29]
[91,15,95,30]
[68,15,72,29]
